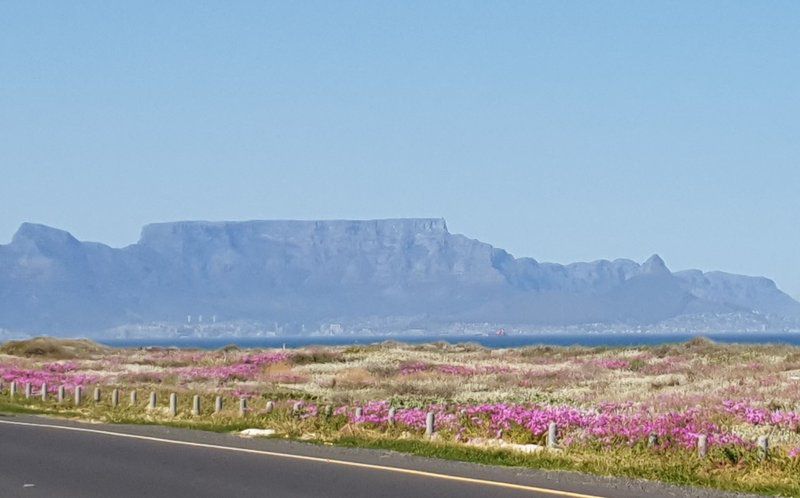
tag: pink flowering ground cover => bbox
[328,401,747,449]
[4,338,800,495]
[2,337,800,458]
[177,352,291,382]
[0,363,101,392]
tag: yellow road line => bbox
[0,419,604,498]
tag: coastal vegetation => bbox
[2,336,800,496]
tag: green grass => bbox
[0,401,51,415]
[334,436,800,496]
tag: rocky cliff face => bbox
[1,219,797,333]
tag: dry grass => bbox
[0,337,110,359]
[6,337,800,495]
[4,336,800,411]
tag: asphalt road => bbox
[0,414,756,498]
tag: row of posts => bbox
[2,381,772,458]
[11,382,431,432]
[7,381,291,418]
[648,432,769,460]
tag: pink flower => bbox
[594,359,630,370]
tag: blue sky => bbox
[1,2,799,297]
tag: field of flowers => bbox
[2,336,800,495]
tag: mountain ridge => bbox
[1,219,798,334]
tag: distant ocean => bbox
[97,332,800,350]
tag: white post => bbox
[24,383,32,399]
[93,387,101,403]
[130,390,138,406]
[648,433,658,448]
[112,388,120,408]
[169,393,177,416]
[41,383,48,401]
[74,386,82,406]
[697,434,708,458]
[58,385,65,403]
[388,406,396,426]
[425,412,435,437]
[9,381,16,398]
[757,435,769,460]
[547,422,558,448]
[265,400,274,413]
[355,406,363,421]
[149,391,157,410]
[192,395,200,416]
[214,395,223,414]
[239,398,247,417]
[292,401,302,416]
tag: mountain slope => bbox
[0,219,797,334]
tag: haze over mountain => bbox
[1,219,798,336]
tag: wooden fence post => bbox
[697,435,708,458]
[757,435,769,461]
[547,422,558,448]
[425,412,435,437]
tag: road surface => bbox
[0,414,753,498]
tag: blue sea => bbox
[98,332,800,350]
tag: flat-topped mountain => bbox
[1,219,798,334]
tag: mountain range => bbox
[1,218,798,335]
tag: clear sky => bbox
[1,2,798,297]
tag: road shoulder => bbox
[0,412,758,498]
